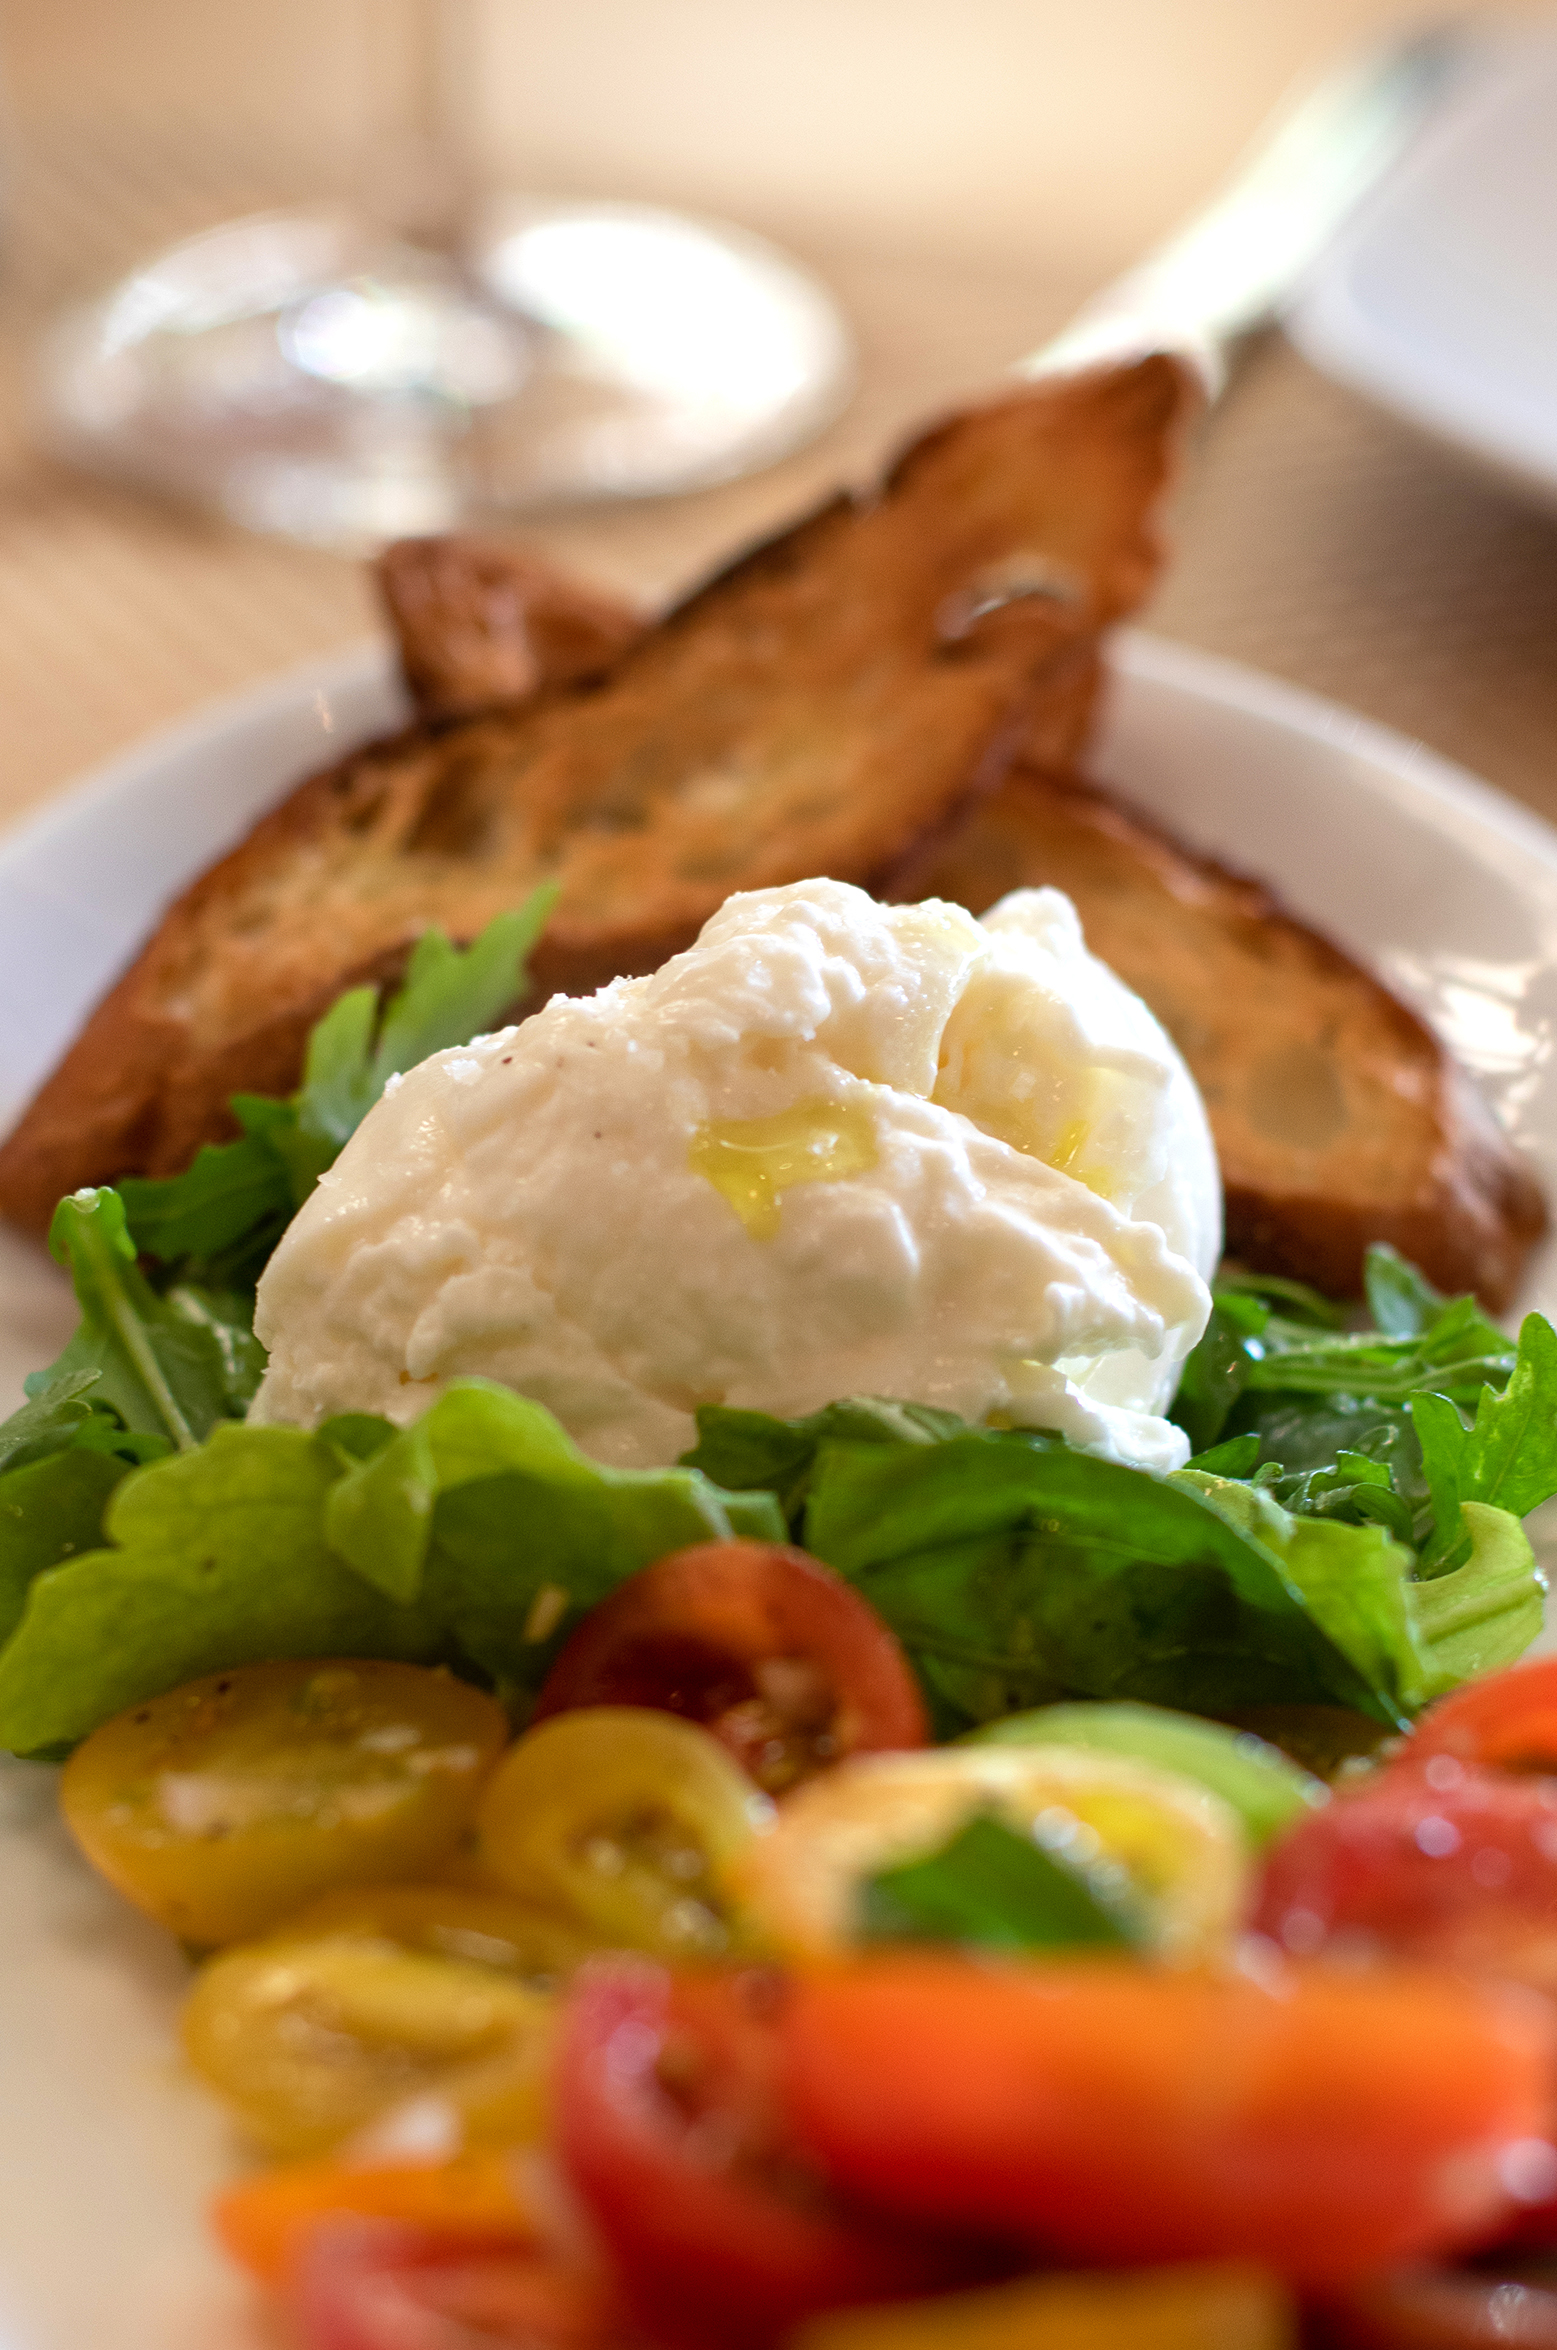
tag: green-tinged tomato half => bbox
[966,1701,1326,1845]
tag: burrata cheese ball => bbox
[250,878,1220,1471]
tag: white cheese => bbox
[251,879,1220,1472]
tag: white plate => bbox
[1290,27,1557,511]
[4,633,1557,2348]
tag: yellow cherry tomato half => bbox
[732,1744,1247,1963]
[61,1659,509,1947]
[182,1932,554,2157]
[473,1706,772,1959]
[279,1883,595,1991]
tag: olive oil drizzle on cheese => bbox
[690,1100,879,1239]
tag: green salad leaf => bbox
[28,1190,264,1449]
[799,1431,1415,1729]
[860,1812,1139,1954]
[683,1396,972,1526]
[0,1426,447,1755]
[0,1380,784,1755]
[0,1369,105,1475]
[1410,1314,1557,1563]
[0,1448,131,1650]
[117,891,556,1290]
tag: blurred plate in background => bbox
[1290,26,1557,511]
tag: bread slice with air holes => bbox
[0,355,1197,1233]
[903,762,1547,1308]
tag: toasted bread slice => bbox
[908,763,1546,1308]
[378,535,645,721]
[0,356,1196,1233]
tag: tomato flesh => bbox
[1253,1767,1557,1992]
[532,1542,927,1793]
[555,1957,981,2348]
[778,1955,1553,2284]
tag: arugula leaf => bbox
[1165,1302,1257,1454]
[1214,1269,1346,1328]
[1409,1314,1557,1567]
[121,892,556,1285]
[860,1812,1139,1954]
[0,1370,103,1475]
[26,1192,264,1449]
[117,1121,294,1281]
[1364,1245,1447,1338]
[1176,1470,1434,1716]
[1177,1469,1545,1711]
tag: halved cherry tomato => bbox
[60,1659,508,1946]
[532,1542,928,1794]
[183,1933,554,2155]
[733,1744,1245,1963]
[1398,1660,1557,1779]
[1253,1768,1557,1992]
[778,1955,1554,2284]
[215,2151,534,2285]
[555,1957,986,2349]
[473,1708,769,1958]
[286,2219,624,2349]
[278,1885,595,1991]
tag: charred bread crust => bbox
[0,358,1196,1233]
[906,762,1547,1309]
[377,536,646,721]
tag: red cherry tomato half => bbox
[778,1955,1553,2285]
[554,1957,978,2349]
[1400,1661,1557,1780]
[1253,1768,1557,1992]
[286,2220,622,2350]
[532,1542,927,1794]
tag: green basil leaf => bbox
[860,1811,1140,1953]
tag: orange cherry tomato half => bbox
[554,1958,981,2349]
[215,2151,534,2286]
[1398,1660,1557,1780]
[778,1955,1554,2286]
[531,1542,927,1794]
